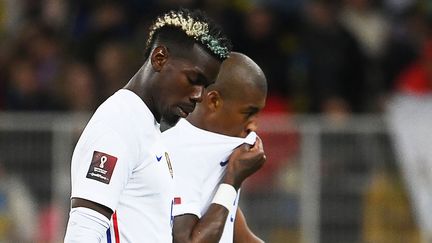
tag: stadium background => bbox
[0,0,431,242]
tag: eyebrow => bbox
[245,106,260,114]
[186,68,212,86]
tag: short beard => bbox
[161,114,180,129]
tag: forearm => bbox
[173,205,229,243]
[174,184,237,243]
[191,205,229,243]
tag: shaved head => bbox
[185,52,268,137]
[208,52,267,100]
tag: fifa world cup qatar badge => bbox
[86,151,118,184]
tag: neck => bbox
[124,61,160,121]
[186,108,211,131]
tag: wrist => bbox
[222,172,240,190]
[211,183,237,211]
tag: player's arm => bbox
[173,137,266,243]
[71,198,113,219]
[173,205,230,243]
[234,207,264,243]
[65,128,133,242]
[64,201,112,242]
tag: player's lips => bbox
[177,105,195,118]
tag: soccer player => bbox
[162,52,267,242]
[63,9,238,242]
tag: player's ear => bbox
[151,46,169,72]
[207,90,222,111]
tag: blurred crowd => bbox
[0,0,431,117]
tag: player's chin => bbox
[162,113,181,127]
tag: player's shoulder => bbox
[80,90,157,148]
[96,90,155,130]
[162,119,194,138]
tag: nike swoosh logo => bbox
[156,155,162,162]
[220,160,228,167]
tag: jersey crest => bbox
[165,152,173,178]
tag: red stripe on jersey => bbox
[112,212,120,243]
[174,197,181,205]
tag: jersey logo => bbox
[156,155,163,162]
[165,152,173,178]
[86,151,117,184]
[220,160,229,167]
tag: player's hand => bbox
[223,136,266,189]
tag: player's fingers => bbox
[240,142,252,151]
[229,143,251,160]
[255,138,266,163]
[250,136,264,152]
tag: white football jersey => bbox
[70,89,174,243]
[162,119,256,243]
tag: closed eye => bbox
[184,69,212,88]
[243,107,260,118]
[187,77,199,85]
[192,76,211,88]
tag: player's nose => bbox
[190,85,204,103]
[245,120,258,133]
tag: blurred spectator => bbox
[70,1,132,64]
[386,37,432,243]
[0,160,37,242]
[59,61,97,111]
[1,22,66,110]
[339,0,391,111]
[4,56,57,110]
[41,0,67,29]
[384,0,417,16]
[0,0,26,36]
[26,24,65,94]
[301,0,366,117]
[382,5,430,94]
[396,38,432,94]
[94,40,136,102]
[339,0,390,60]
[236,5,291,113]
